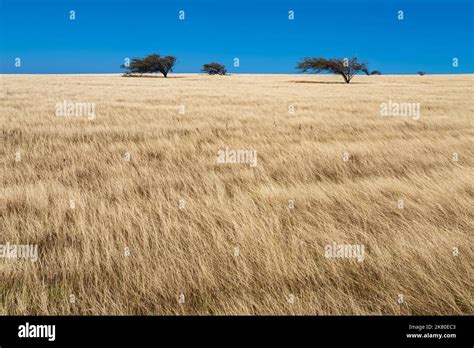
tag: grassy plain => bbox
[1,73,472,314]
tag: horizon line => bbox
[2,72,473,76]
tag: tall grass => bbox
[1,74,472,314]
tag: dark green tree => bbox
[296,57,369,83]
[121,54,176,77]
[121,58,148,75]
[202,62,227,75]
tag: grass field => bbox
[1,73,473,315]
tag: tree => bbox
[369,70,382,75]
[417,71,425,76]
[121,58,148,75]
[121,54,176,77]
[296,57,369,83]
[202,62,227,75]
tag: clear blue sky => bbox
[1,0,473,74]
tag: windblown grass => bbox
[0,73,472,315]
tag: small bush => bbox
[202,62,227,75]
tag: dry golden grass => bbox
[0,73,473,315]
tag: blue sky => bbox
[1,0,473,74]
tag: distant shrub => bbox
[202,62,227,75]
[121,54,176,77]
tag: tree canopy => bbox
[202,62,227,75]
[121,54,176,77]
[296,57,369,83]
